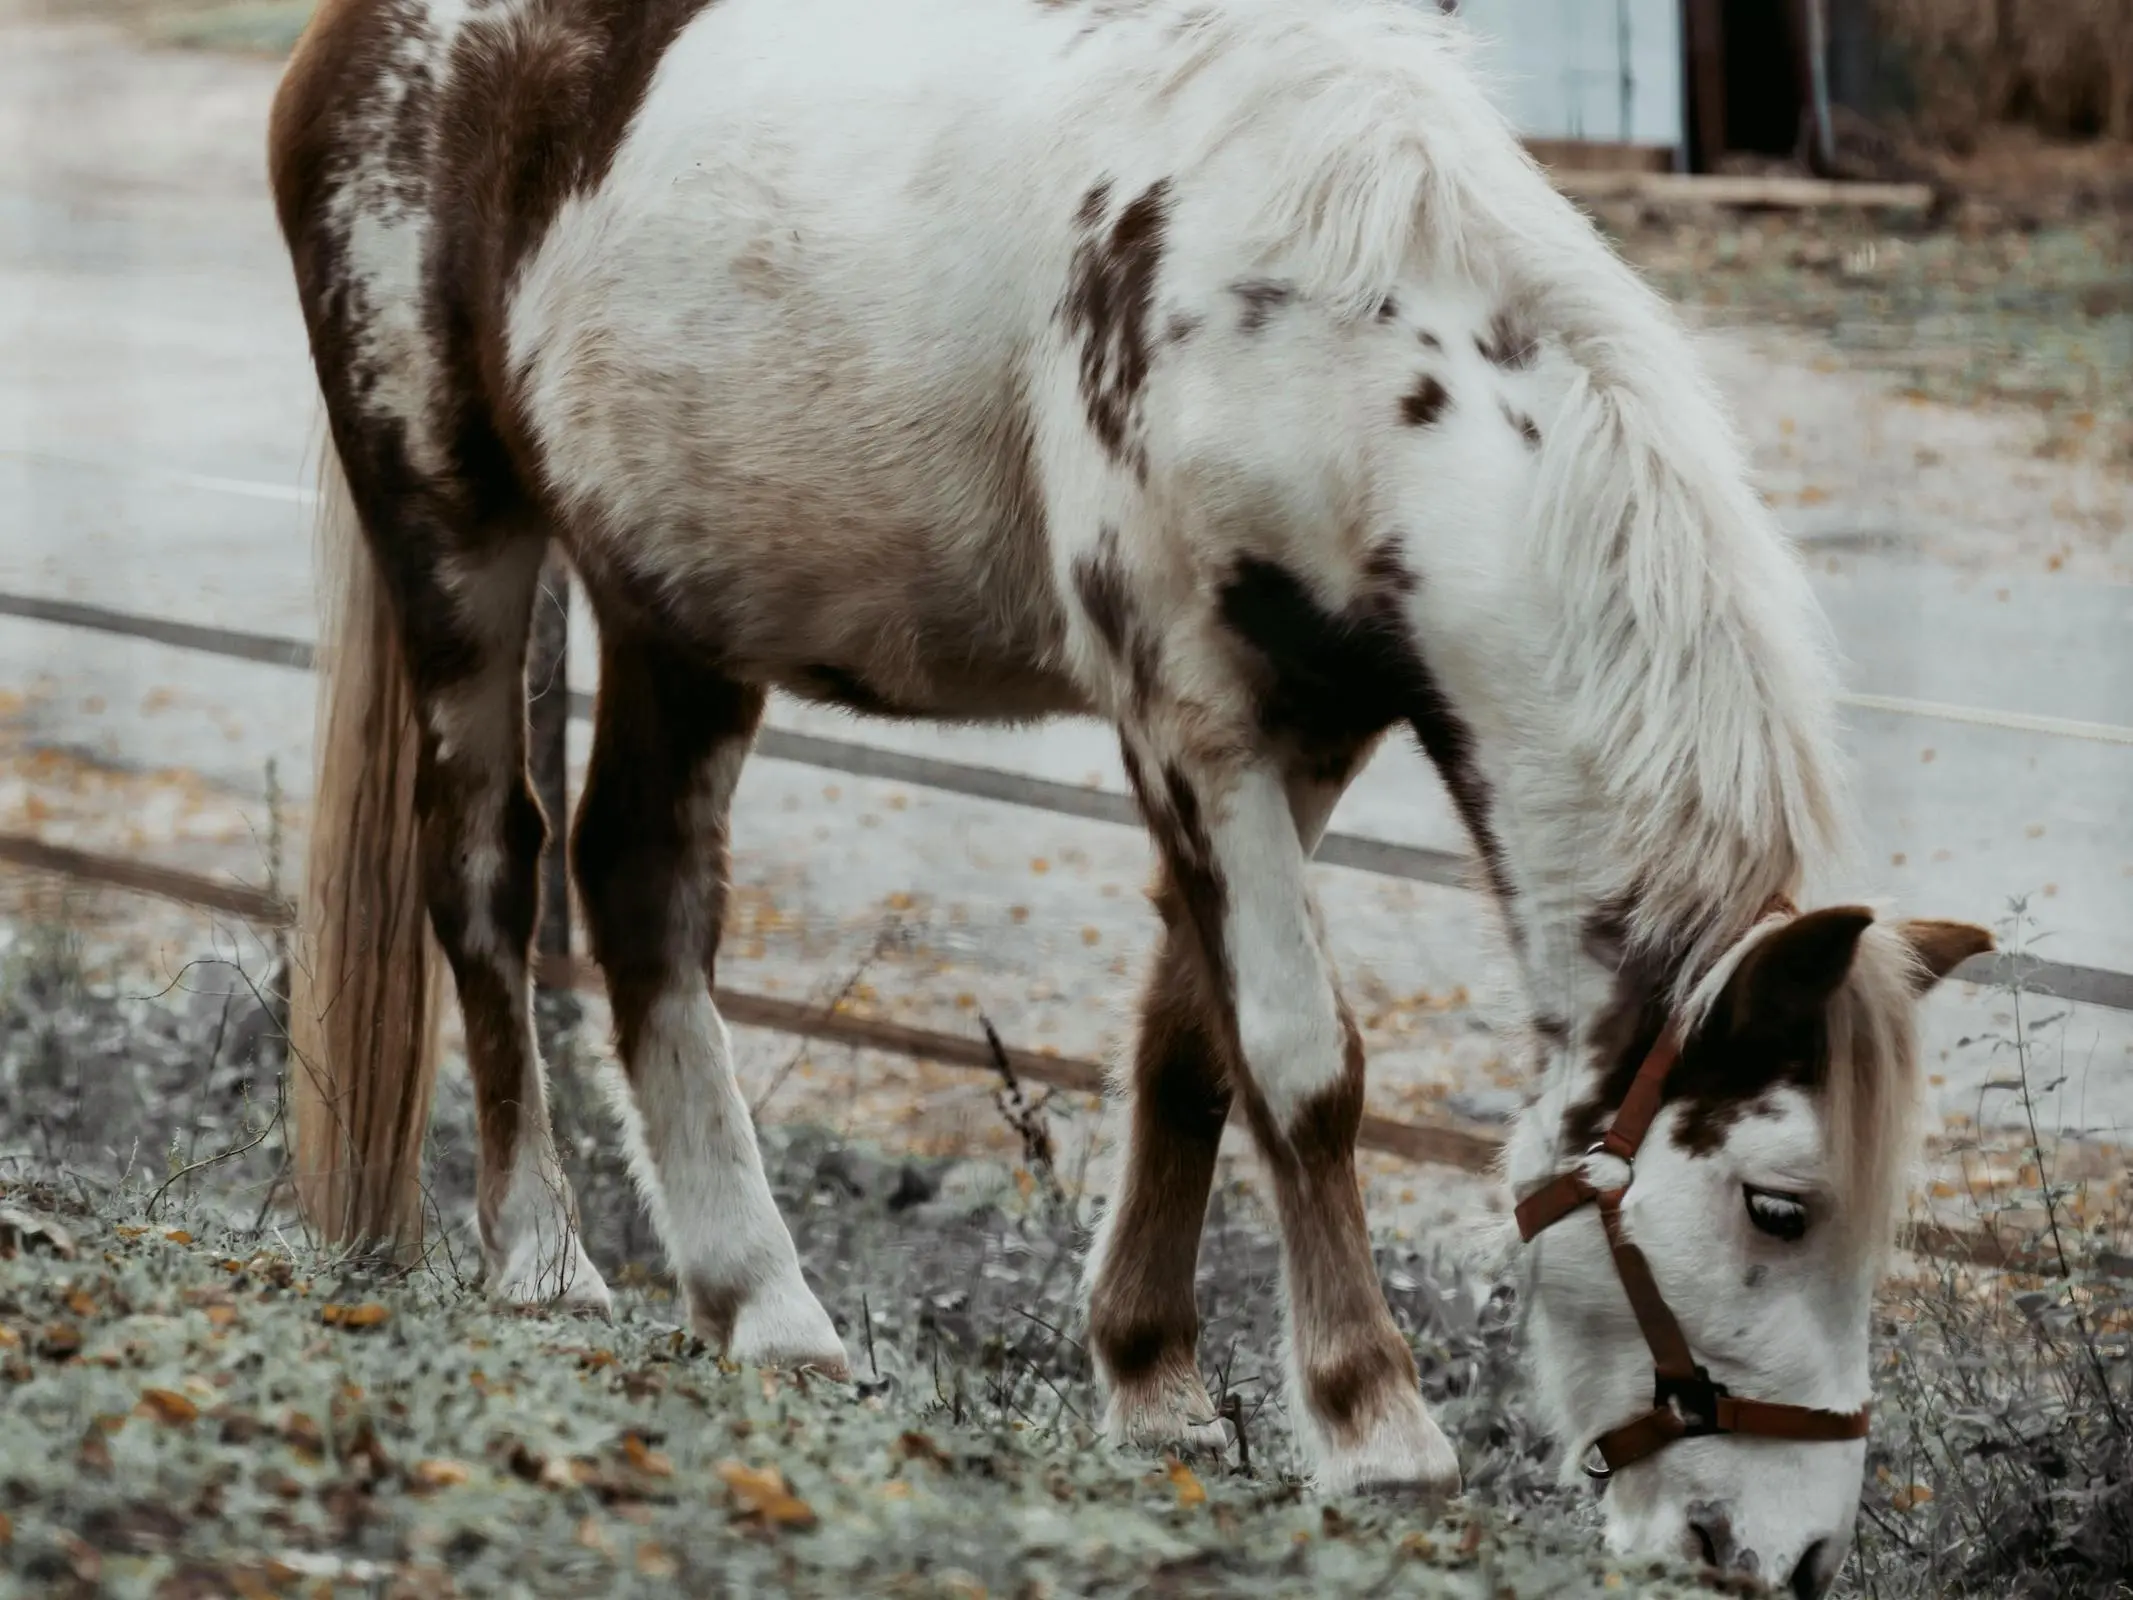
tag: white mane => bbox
[1102,0,1852,985]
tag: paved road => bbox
[3,18,2128,1150]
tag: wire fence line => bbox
[1,827,2117,1283]
[2,587,2129,1012]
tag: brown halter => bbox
[1514,908,1872,1480]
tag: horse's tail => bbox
[287,427,443,1251]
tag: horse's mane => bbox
[1131,1,1849,968]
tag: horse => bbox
[267,0,1994,1585]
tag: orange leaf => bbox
[163,1230,193,1244]
[138,1388,199,1426]
[716,1459,818,1528]
[320,1301,390,1329]
[622,1434,673,1477]
[1164,1456,1206,1509]
[635,1541,678,1578]
[411,1459,471,1490]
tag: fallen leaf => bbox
[281,1412,325,1458]
[1165,1456,1206,1508]
[65,1289,96,1318]
[538,1455,578,1490]
[138,1388,199,1426]
[622,1434,673,1477]
[411,1459,471,1490]
[163,1230,193,1244]
[37,1322,82,1359]
[716,1459,817,1528]
[0,1208,77,1260]
[1892,1483,1936,1511]
[635,1541,678,1578]
[575,1516,612,1554]
[895,1431,950,1471]
[77,1425,113,1475]
[320,1302,390,1329]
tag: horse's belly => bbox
[505,0,1099,720]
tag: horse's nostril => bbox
[1789,1539,1832,1600]
[1692,1524,1721,1568]
[1685,1504,1734,1570]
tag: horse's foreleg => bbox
[399,535,609,1313]
[1119,738,1458,1498]
[1086,741,1384,1457]
[571,631,847,1377]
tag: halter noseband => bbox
[1513,905,1871,1480]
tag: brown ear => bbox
[1727,905,1875,1032]
[1896,919,1995,994]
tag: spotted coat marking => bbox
[1062,178,1172,479]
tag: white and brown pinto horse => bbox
[270,0,1991,1585]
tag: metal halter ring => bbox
[1583,1139,1633,1188]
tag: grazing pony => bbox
[269,0,1992,1585]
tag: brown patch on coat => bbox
[572,630,766,1065]
[1561,908,1870,1160]
[1399,374,1450,427]
[1072,525,1161,707]
[411,722,549,1205]
[1501,402,1541,448]
[1235,1013,1419,1442]
[1229,278,1294,333]
[1062,179,1172,479]
[1416,329,1442,351]
[1374,294,1400,323]
[1214,547,1510,906]
[1120,747,1231,1011]
[1165,310,1203,344]
[1086,875,1235,1390]
[1475,307,1538,369]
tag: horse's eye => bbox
[1744,1185,1810,1242]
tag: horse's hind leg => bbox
[571,628,848,1376]
[367,521,609,1311]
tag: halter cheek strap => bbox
[1515,982,1871,1478]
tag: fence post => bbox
[528,550,574,994]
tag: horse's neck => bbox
[1488,867,1684,1193]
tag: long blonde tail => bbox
[287,433,443,1250]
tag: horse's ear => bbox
[1726,906,1875,1033]
[1894,919,1995,994]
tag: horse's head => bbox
[1509,905,1992,1594]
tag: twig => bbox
[147,1061,288,1222]
[978,1012,1065,1212]
[748,922,899,1119]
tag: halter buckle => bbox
[1654,1367,1729,1436]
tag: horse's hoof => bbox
[490,1242,614,1320]
[724,1282,851,1380]
[1101,1373,1237,1462]
[1310,1393,1462,1500]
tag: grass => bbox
[3,907,2129,1595]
